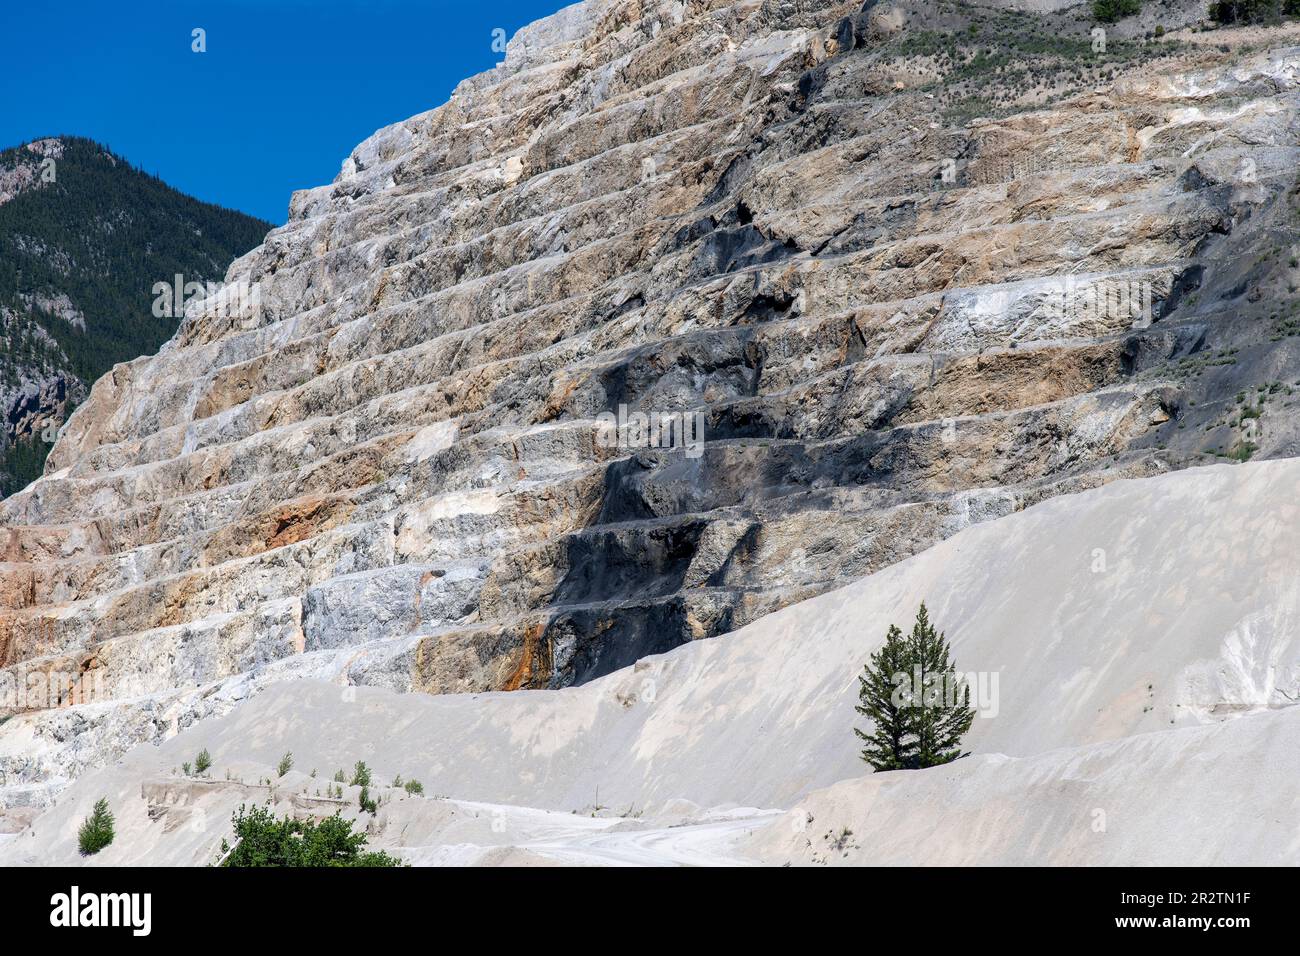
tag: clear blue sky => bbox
[0,0,567,224]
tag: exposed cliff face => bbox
[0,295,82,454]
[3,0,1300,803]
[2,372,77,445]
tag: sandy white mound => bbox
[749,705,1300,866]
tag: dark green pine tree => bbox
[854,624,915,771]
[77,797,115,856]
[907,603,975,768]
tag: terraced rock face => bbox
[3,0,1300,803]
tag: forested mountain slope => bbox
[0,137,270,495]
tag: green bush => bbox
[194,748,212,775]
[1093,0,1141,22]
[77,798,115,856]
[277,751,293,778]
[349,761,371,787]
[403,780,424,796]
[358,786,377,815]
[220,804,403,867]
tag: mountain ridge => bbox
[0,135,271,495]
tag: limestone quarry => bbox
[2,0,1300,866]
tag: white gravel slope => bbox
[750,705,1300,865]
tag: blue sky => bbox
[0,0,567,224]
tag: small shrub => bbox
[358,786,377,815]
[829,827,855,852]
[403,779,424,796]
[277,751,293,778]
[194,748,212,775]
[77,798,115,856]
[332,769,345,783]
[349,761,371,788]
